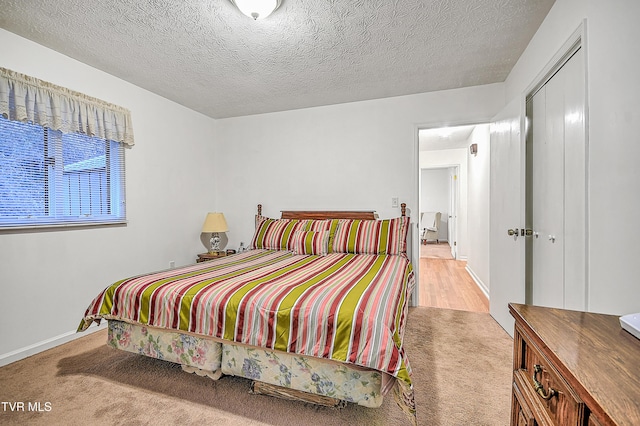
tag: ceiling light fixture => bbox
[438,127,453,138]
[229,0,282,20]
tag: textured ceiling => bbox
[0,0,555,119]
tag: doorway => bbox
[420,166,456,258]
[418,124,491,312]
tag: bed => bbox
[78,204,416,420]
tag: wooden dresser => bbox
[509,303,640,426]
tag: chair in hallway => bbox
[420,211,441,244]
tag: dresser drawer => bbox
[587,415,603,426]
[512,380,538,426]
[514,324,586,425]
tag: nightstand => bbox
[197,252,226,263]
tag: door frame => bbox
[419,165,459,257]
[413,120,490,306]
[449,166,459,259]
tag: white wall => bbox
[420,168,449,242]
[466,124,491,293]
[584,0,640,315]
[0,29,218,363]
[214,85,505,265]
[503,0,640,315]
[420,148,469,259]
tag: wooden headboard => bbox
[256,203,406,220]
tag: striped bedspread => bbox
[79,249,415,386]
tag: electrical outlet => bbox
[391,197,399,208]
[169,260,175,268]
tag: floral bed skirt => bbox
[107,320,223,372]
[107,320,392,408]
[221,342,392,408]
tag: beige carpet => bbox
[0,307,513,425]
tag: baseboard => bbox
[465,265,489,300]
[0,322,107,367]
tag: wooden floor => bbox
[418,242,489,313]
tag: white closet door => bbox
[531,82,565,308]
[530,48,586,310]
[562,48,587,311]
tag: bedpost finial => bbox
[401,203,406,217]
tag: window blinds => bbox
[0,68,130,229]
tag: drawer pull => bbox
[533,364,557,400]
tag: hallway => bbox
[418,242,489,313]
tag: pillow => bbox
[332,217,409,255]
[298,219,332,232]
[250,217,305,250]
[290,230,329,256]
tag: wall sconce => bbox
[201,212,228,254]
[470,143,478,155]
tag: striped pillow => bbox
[290,230,329,256]
[332,217,409,255]
[250,217,305,250]
[297,219,332,232]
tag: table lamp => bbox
[201,212,228,254]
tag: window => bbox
[0,116,126,228]
[1,67,133,230]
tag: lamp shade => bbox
[230,0,281,20]
[201,212,228,233]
